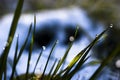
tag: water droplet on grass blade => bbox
[4,41,9,47]
[3,47,5,50]
[69,36,75,42]
[95,34,98,38]
[16,34,19,38]
[115,59,120,68]
[110,24,113,28]
[42,46,46,50]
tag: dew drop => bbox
[3,47,5,50]
[69,36,75,42]
[4,42,9,47]
[16,34,19,38]
[115,59,120,68]
[110,24,113,28]
[96,34,98,38]
[42,46,46,50]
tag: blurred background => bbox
[0,0,120,80]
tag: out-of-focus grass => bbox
[0,0,119,80]
[0,0,24,79]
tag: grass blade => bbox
[16,24,32,65]
[45,59,58,80]
[25,24,34,80]
[52,27,79,77]
[25,14,36,80]
[80,60,100,70]
[66,56,90,80]
[54,27,109,80]
[10,35,19,80]
[89,44,120,80]
[40,40,58,80]
[10,24,32,79]
[33,49,43,74]
[65,28,110,79]
[0,0,24,79]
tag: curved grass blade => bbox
[80,60,100,70]
[66,56,90,80]
[0,0,24,79]
[89,44,120,80]
[54,27,110,80]
[64,28,110,79]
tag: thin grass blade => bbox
[40,40,58,80]
[33,49,43,74]
[25,24,34,80]
[10,24,32,79]
[10,35,19,80]
[47,59,58,80]
[0,0,24,79]
[66,56,90,80]
[16,24,32,64]
[52,27,79,76]
[89,44,120,80]
[80,60,100,70]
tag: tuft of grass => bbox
[0,0,118,80]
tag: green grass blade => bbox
[26,14,36,79]
[66,28,110,79]
[40,40,58,80]
[53,42,73,77]
[25,24,34,80]
[61,43,94,79]
[4,66,7,80]
[10,24,32,79]
[89,44,120,80]
[10,35,19,80]
[80,60,100,70]
[16,24,32,65]
[46,59,58,80]
[66,56,90,80]
[7,58,20,80]
[54,47,89,78]
[51,58,61,79]
[34,14,36,34]
[55,27,109,80]
[0,0,24,79]
[52,27,79,77]
[8,24,32,80]
[33,49,43,74]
